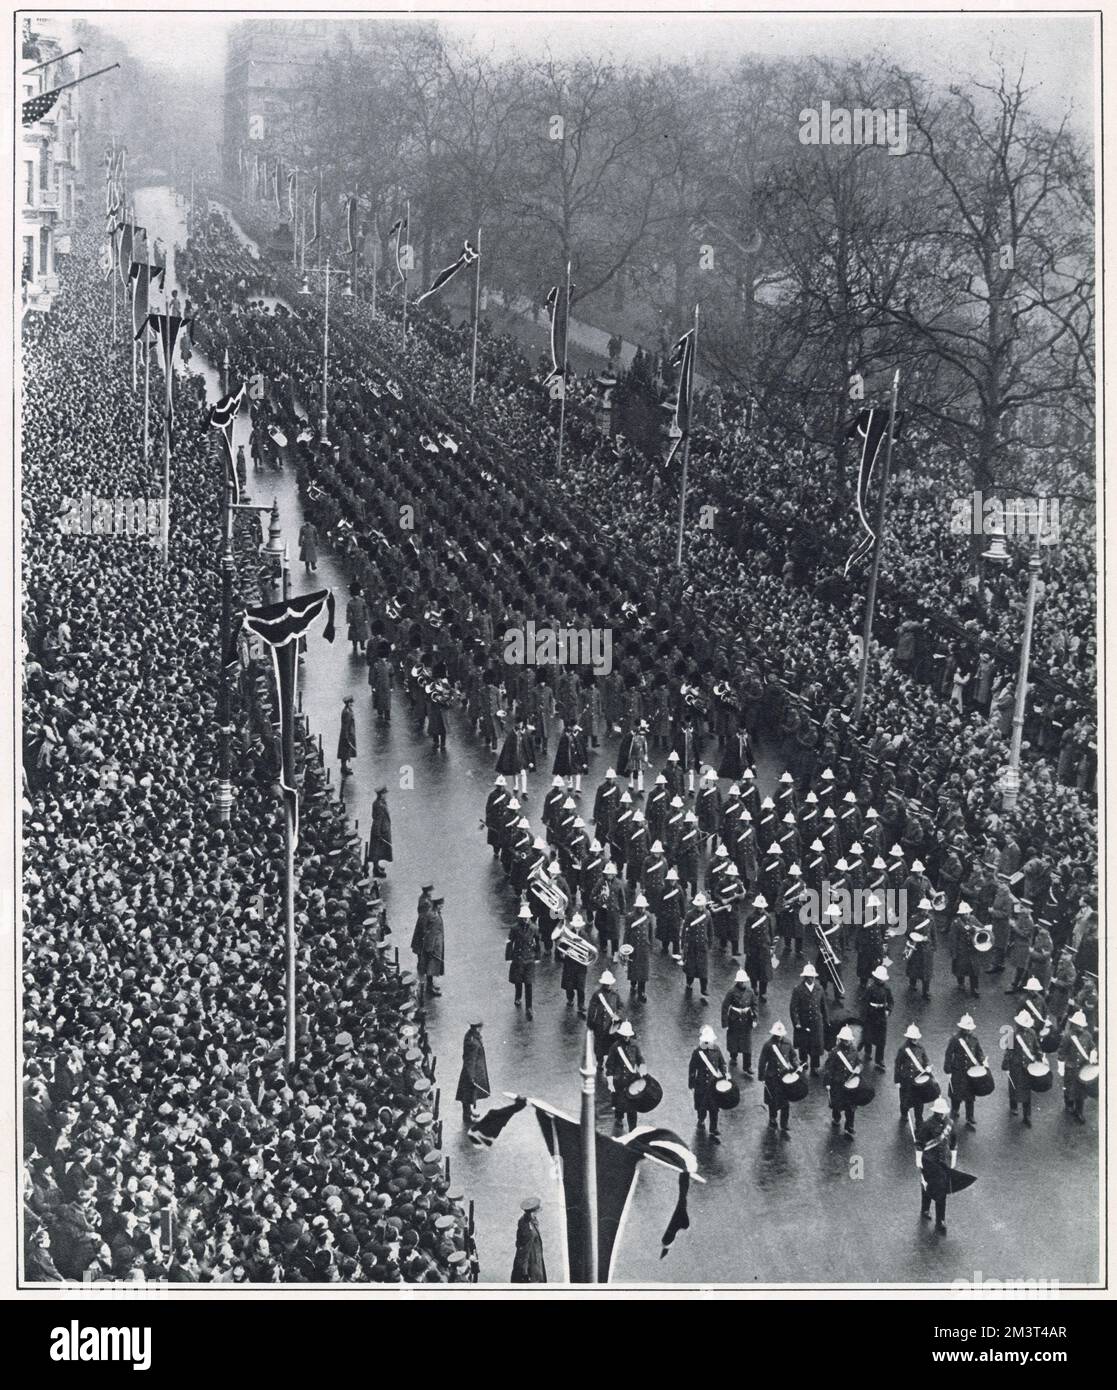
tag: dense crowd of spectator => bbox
[22,214,471,1284]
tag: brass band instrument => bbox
[551,921,599,966]
[527,864,569,921]
[680,683,709,716]
[712,680,741,712]
[814,921,846,998]
[967,924,994,953]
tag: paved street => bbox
[136,185,1100,1287]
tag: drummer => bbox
[823,1025,862,1137]
[1057,1010,1097,1125]
[894,1023,934,1129]
[758,1020,802,1136]
[606,1020,645,1133]
[1003,1008,1041,1127]
[914,1097,957,1234]
[944,1013,989,1130]
[688,1024,729,1143]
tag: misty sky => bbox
[78,5,1097,129]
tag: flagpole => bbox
[674,303,699,569]
[579,1030,599,1285]
[401,199,411,341]
[469,226,482,405]
[284,791,297,1066]
[217,471,235,823]
[556,258,571,470]
[112,267,117,342]
[320,257,331,444]
[292,173,298,267]
[142,335,150,462]
[162,330,173,565]
[852,368,901,727]
[371,214,379,320]
[316,167,322,271]
[189,168,194,233]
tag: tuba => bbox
[551,921,599,966]
[969,924,994,953]
[527,864,569,922]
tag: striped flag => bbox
[23,88,61,126]
[668,328,696,435]
[414,240,478,305]
[243,590,336,845]
[208,382,247,504]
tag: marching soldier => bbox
[721,968,757,1074]
[606,1020,645,1132]
[592,767,620,842]
[559,912,593,1014]
[894,1022,934,1128]
[745,893,774,1004]
[1003,1008,1041,1126]
[677,810,701,891]
[696,767,722,849]
[681,892,713,1000]
[950,901,981,999]
[860,964,893,1071]
[855,896,886,987]
[642,839,668,905]
[587,970,624,1068]
[596,861,626,961]
[823,1024,862,1136]
[905,897,936,1001]
[508,902,541,1019]
[758,1020,801,1134]
[777,865,808,958]
[689,1025,729,1142]
[914,1097,957,1234]
[944,1014,988,1130]
[657,866,685,956]
[1057,1010,1097,1124]
[789,963,828,1075]
[622,894,653,1003]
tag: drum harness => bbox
[698,1049,726,1085]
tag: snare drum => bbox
[714,1078,741,1110]
[843,1074,876,1108]
[781,1069,809,1103]
[627,1074,664,1113]
[966,1064,995,1098]
[912,1071,941,1103]
[1026,1060,1053,1093]
[1078,1063,1100,1099]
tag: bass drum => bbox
[781,1069,809,1103]
[966,1065,995,1098]
[714,1078,741,1111]
[912,1071,941,1103]
[626,1074,664,1114]
[1026,1060,1053,1094]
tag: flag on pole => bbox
[544,278,571,385]
[287,170,296,222]
[389,209,409,284]
[136,312,193,426]
[23,88,62,125]
[843,405,906,576]
[414,240,478,305]
[117,222,143,288]
[345,196,358,255]
[478,1095,701,1278]
[243,590,336,845]
[207,382,247,504]
[307,183,321,246]
[663,327,696,472]
[129,260,165,351]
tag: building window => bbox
[24,159,35,206]
[39,227,51,277]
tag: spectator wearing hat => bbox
[510,1197,546,1283]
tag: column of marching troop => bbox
[472,720,1099,1229]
